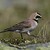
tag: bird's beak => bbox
[39,16,44,20]
[39,15,42,18]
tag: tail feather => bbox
[0,30,7,33]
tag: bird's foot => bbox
[21,39,25,43]
[30,35,39,38]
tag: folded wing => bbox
[0,20,31,33]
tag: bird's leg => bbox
[27,31,39,38]
[20,33,25,43]
[20,33,23,39]
[27,31,31,35]
[26,31,33,38]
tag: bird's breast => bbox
[31,21,38,29]
[21,22,38,32]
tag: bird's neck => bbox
[27,18,38,23]
[33,19,38,23]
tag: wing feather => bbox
[4,20,31,31]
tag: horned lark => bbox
[0,12,42,39]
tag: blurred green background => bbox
[0,0,50,43]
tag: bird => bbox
[0,12,42,40]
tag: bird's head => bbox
[33,12,42,20]
[29,12,42,20]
